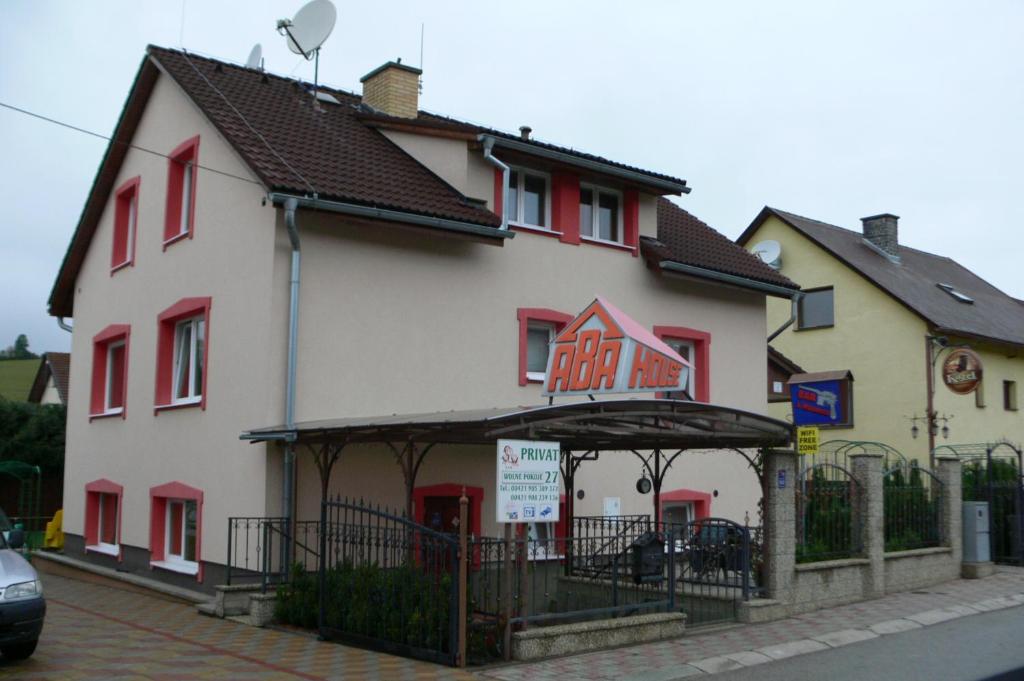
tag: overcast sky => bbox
[2,1,1022,354]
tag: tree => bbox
[0,334,39,360]
[0,399,65,474]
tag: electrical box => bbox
[963,501,991,563]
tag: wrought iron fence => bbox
[311,498,460,666]
[883,464,943,551]
[796,463,862,562]
[959,448,1023,564]
[226,517,320,591]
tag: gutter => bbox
[658,260,800,299]
[267,193,513,241]
[479,134,690,195]
[481,138,510,230]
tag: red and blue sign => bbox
[791,379,844,426]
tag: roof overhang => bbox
[658,260,800,299]
[241,398,793,451]
[478,134,690,196]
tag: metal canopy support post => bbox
[561,449,598,576]
[388,440,437,520]
[630,448,686,523]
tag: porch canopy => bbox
[241,399,792,521]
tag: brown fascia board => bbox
[931,327,1024,354]
[47,56,159,318]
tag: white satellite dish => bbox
[751,239,783,270]
[245,43,262,69]
[278,0,337,59]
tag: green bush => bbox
[275,560,454,652]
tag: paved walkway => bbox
[477,567,1024,681]
[1,572,475,680]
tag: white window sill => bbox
[510,222,561,236]
[86,543,120,557]
[580,236,635,251]
[151,559,199,576]
[154,397,203,413]
[526,371,546,383]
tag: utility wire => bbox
[0,101,264,188]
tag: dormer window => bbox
[507,168,550,229]
[937,283,974,304]
[580,185,623,243]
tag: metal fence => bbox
[959,450,1023,564]
[883,464,943,551]
[796,463,862,562]
[226,517,321,590]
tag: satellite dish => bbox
[245,43,262,69]
[751,240,783,270]
[279,0,337,59]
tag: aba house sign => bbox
[542,296,691,397]
[496,439,561,524]
[942,348,983,395]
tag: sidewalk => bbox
[476,566,1024,681]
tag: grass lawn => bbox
[0,359,40,401]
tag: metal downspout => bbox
[283,197,301,569]
[57,317,73,333]
[768,291,803,342]
[482,138,510,230]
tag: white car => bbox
[0,511,45,660]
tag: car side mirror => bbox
[7,528,25,549]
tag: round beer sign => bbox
[942,349,983,395]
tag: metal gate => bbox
[671,517,756,627]
[317,497,460,665]
[939,442,1024,565]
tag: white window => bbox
[526,323,555,382]
[172,317,205,404]
[178,161,194,237]
[507,168,550,229]
[579,185,623,243]
[665,338,695,398]
[90,491,119,556]
[165,499,198,568]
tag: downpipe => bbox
[57,317,73,333]
[482,137,510,231]
[767,291,802,342]
[283,197,301,573]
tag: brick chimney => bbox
[360,60,422,118]
[861,213,900,258]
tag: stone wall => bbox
[751,450,962,620]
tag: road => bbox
[714,604,1024,681]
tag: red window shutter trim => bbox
[517,308,574,386]
[111,176,140,272]
[624,190,640,256]
[551,173,581,245]
[149,481,204,581]
[154,297,212,411]
[492,168,504,221]
[163,136,200,247]
[653,325,711,402]
[90,324,131,419]
[84,479,124,561]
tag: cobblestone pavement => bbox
[0,572,476,680]
[477,567,1024,681]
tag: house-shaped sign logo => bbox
[543,296,692,397]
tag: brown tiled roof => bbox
[27,352,70,405]
[148,47,499,226]
[743,207,1024,348]
[768,345,805,375]
[644,199,799,290]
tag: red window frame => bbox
[659,488,712,524]
[84,478,124,561]
[517,308,573,386]
[149,481,204,581]
[90,324,130,420]
[111,176,140,272]
[164,135,200,248]
[154,297,211,413]
[653,325,711,402]
[413,483,484,568]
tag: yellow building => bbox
[740,208,1024,462]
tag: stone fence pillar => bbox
[850,452,884,598]
[763,449,797,602]
[935,454,962,564]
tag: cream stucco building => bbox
[48,46,797,589]
[741,208,1024,462]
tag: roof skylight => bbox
[937,283,974,304]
